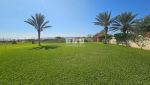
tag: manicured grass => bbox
[0,43,150,84]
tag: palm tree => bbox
[141,15,150,32]
[111,12,137,46]
[25,13,51,46]
[94,12,114,43]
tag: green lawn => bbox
[0,43,150,84]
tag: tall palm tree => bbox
[94,12,114,43]
[111,12,137,46]
[25,13,51,46]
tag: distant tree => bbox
[25,13,51,46]
[86,34,93,42]
[31,40,36,44]
[55,36,64,39]
[12,40,17,44]
[94,12,114,44]
[87,34,93,38]
[111,12,137,46]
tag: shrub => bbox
[12,41,17,44]
[101,34,113,43]
[32,41,36,44]
[114,33,133,46]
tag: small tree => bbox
[136,35,148,49]
[25,13,51,46]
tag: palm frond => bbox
[41,21,50,28]
[24,19,37,29]
[111,12,138,33]
[43,26,52,28]
[25,13,51,32]
[94,12,113,27]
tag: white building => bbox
[65,38,85,44]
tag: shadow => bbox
[32,45,60,50]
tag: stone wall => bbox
[109,38,150,50]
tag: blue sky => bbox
[0,0,150,39]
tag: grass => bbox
[0,43,150,84]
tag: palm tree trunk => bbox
[123,32,128,46]
[38,31,41,46]
[126,31,130,46]
[104,27,108,44]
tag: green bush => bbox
[32,41,36,44]
[114,33,133,45]
[12,41,17,44]
[101,34,113,43]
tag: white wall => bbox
[109,38,150,50]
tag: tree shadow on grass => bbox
[32,45,60,50]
